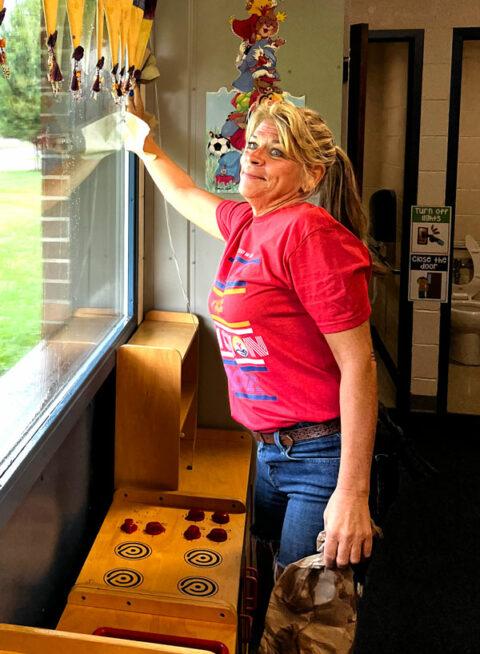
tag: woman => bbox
[126,88,377,626]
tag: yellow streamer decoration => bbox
[135,0,157,75]
[66,0,85,50]
[42,0,63,93]
[42,0,58,40]
[92,0,105,97]
[96,0,104,60]
[66,0,85,98]
[104,0,121,71]
[128,0,145,73]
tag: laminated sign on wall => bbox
[408,206,452,302]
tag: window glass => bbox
[0,0,131,475]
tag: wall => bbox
[364,42,408,365]
[346,0,480,400]
[0,374,115,627]
[146,0,346,427]
[456,41,480,244]
[447,40,480,415]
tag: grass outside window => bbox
[0,170,42,375]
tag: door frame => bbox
[437,27,480,416]
[348,23,369,195]
[365,29,424,416]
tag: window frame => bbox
[0,153,139,532]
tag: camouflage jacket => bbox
[259,527,381,654]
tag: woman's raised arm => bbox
[127,87,224,240]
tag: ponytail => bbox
[316,146,369,243]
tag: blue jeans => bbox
[251,431,341,568]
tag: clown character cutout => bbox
[205,0,304,194]
[231,0,286,103]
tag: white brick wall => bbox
[364,41,408,366]
[346,0,480,397]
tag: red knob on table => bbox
[207,528,228,542]
[184,525,202,540]
[186,508,205,522]
[212,511,230,524]
[120,518,138,534]
[145,521,165,535]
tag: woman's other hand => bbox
[322,321,377,570]
[323,487,373,569]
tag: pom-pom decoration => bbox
[91,55,104,96]
[0,3,10,79]
[91,0,105,98]
[117,0,132,98]
[66,0,86,99]
[104,0,122,103]
[126,0,145,91]
[42,0,63,93]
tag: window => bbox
[0,0,134,481]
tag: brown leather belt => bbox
[252,417,341,445]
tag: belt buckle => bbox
[280,433,294,448]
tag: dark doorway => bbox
[348,27,424,417]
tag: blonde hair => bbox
[246,102,368,242]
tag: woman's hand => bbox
[126,85,146,122]
[323,487,373,569]
[122,85,156,160]
[125,85,159,159]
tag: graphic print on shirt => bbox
[211,315,277,402]
[210,247,277,402]
[228,254,261,265]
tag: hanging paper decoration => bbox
[118,0,132,96]
[126,0,145,90]
[42,0,63,93]
[134,0,157,84]
[66,0,86,99]
[91,0,105,97]
[0,2,9,78]
[104,0,122,101]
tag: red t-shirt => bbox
[209,200,372,432]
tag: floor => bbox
[354,409,480,652]
[448,362,480,415]
[253,356,479,653]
